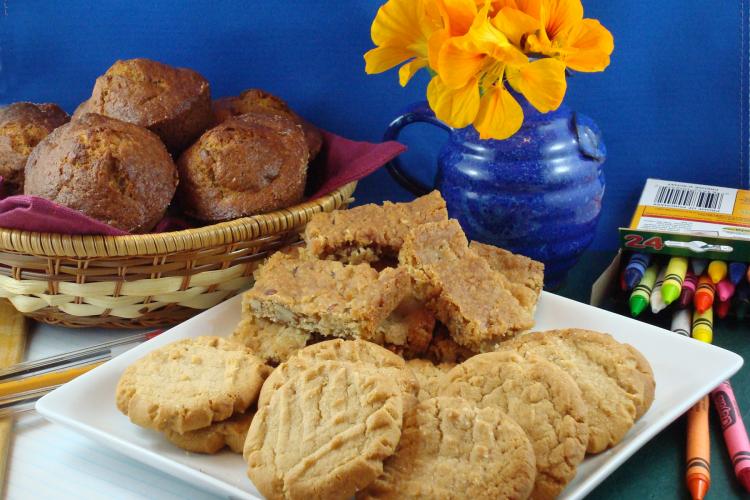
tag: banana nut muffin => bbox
[177,111,308,221]
[0,102,69,193]
[24,113,178,232]
[74,58,212,154]
[213,88,322,160]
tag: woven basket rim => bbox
[0,181,357,258]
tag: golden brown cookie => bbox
[258,339,419,410]
[357,396,536,500]
[244,360,404,500]
[0,102,69,193]
[500,329,655,453]
[116,336,271,434]
[164,408,255,454]
[212,88,322,160]
[24,113,178,233]
[230,315,311,365]
[177,112,308,221]
[78,58,212,153]
[405,359,454,402]
[440,351,589,499]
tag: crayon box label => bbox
[714,390,737,431]
[619,179,750,261]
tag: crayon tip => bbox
[687,477,709,500]
[623,269,639,289]
[740,469,750,493]
[694,296,712,313]
[662,285,680,305]
[630,296,647,317]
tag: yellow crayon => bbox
[707,261,728,284]
[692,308,713,344]
[662,257,688,305]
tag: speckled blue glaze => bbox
[384,100,606,288]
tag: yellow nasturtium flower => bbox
[432,13,566,139]
[494,0,614,72]
[364,0,442,86]
[427,0,481,71]
[364,0,612,140]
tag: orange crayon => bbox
[694,275,715,313]
[687,396,711,500]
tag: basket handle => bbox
[382,101,453,196]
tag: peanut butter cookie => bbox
[440,351,589,499]
[164,408,254,454]
[116,336,270,434]
[244,360,404,500]
[357,396,536,500]
[405,359,454,402]
[258,339,419,410]
[500,329,655,453]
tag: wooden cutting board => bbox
[0,300,27,490]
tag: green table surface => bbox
[557,251,750,499]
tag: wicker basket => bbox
[0,182,356,328]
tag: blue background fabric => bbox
[1,1,747,250]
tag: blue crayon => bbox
[624,252,652,290]
[729,262,748,285]
[691,258,708,276]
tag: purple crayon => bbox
[624,252,652,290]
[729,262,748,286]
[678,270,698,309]
[716,278,736,302]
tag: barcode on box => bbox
[639,179,737,215]
[653,186,724,211]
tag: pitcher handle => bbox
[383,101,453,196]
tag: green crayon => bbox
[661,257,688,305]
[630,264,659,317]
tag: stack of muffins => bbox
[0,58,322,232]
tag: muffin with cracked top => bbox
[177,112,308,221]
[213,88,322,161]
[24,113,178,233]
[73,58,212,154]
[0,102,69,193]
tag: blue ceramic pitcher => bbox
[384,100,606,289]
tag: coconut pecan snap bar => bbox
[243,252,410,340]
[399,219,535,352]
[303,190,449,264]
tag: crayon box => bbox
[591,178,750,305]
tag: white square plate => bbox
[37,292,743,499]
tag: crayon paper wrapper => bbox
[630,179,750,239]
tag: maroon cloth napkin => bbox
[0,130,405,236]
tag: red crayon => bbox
[619,269,627,291]
[711,380,750,493]
[694,275,715,313]
[679,270,698,309]
[715,299,731,319]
